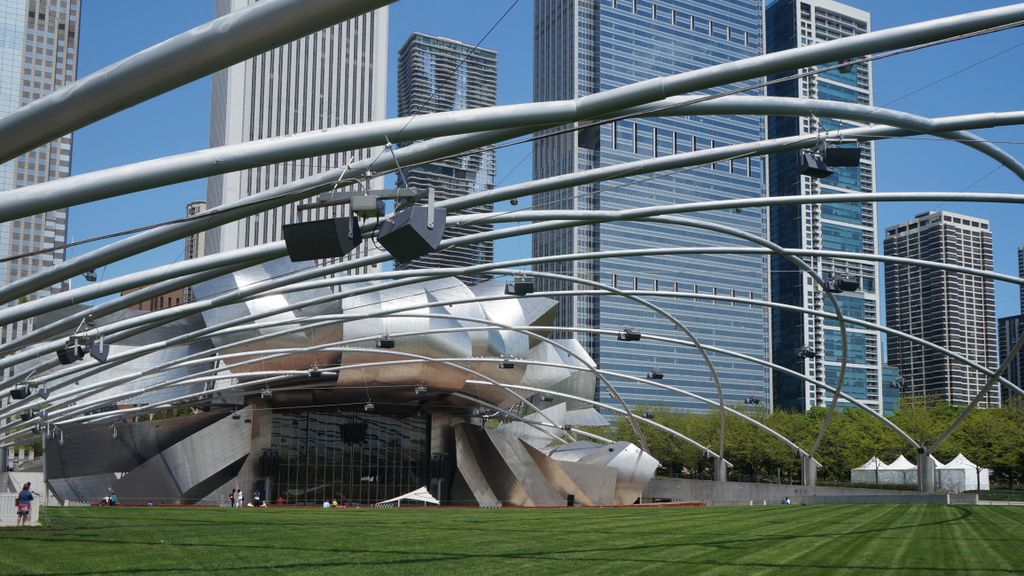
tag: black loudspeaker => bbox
[567,494,575,507]
[825,146,861,167]
[799,151,833,179]
[56,345,81,365]
[10,388,30,400]
[282,216,362,262]
[377,206,447,262]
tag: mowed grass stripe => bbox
[2,505,1024,575]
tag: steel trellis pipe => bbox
[4,106,1024,307]
[0,0,397,164]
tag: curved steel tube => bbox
[6,93,1021,225]
[0,0,397,164]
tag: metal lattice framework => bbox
[1,0,1023,494]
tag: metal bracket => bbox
[427,187,436,230]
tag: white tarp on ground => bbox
[938,453,990,492]
[850,456,887,484]
[376,486,440,507]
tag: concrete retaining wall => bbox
[643,477,939,505]
[803,493,965,505]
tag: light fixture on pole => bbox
[9,387,30,400]
[504,272,535,296]
[799,139,861,179]
[824,274,859,293]
[617,326,642,342]
[795,346,820,359]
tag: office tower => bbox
[999,316,1024,402]
[533,0,769,411]
[999,246,1024,401]
[206,0,388,275]
[765,0,884,412]
[395,33,497,284]
[884,211,998,407]
[1019,245,1023,313]
[0,0,81,375]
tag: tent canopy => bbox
[886,455,916,470]
[941,453,982,471]
[854,456,885,470]
[376,486,439,506]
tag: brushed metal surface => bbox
[193,258,343,374]
[485,428,563,506]
[578,441,660,505]
[111,406,253,504]
[453,423,501,508]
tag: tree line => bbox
[599,398,1024,488]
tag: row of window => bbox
[610,0,760,48]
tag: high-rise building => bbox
[205,0,388,276]
[884,211,998,407]
[185,201,207,262]
[396,33,497,284]
[0,0,81,375]
[765,0,886,413]
[999,245,1024,402]
[999,315,1024,403]
[533,0,770,411]
[1018,245,1023,313]
[122,201,208,311]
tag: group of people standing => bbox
[227,488,265,508]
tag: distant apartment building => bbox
[884,211,998,407]
[205,0,388,276]
[395,33,497,284]
[999,315,1024,402]
[0,0,81,470]
[121,202,209,311]
[999,246,1024,401]
[0,0,81,379]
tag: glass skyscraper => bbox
[396,33,497,285]
[0,0,80,375]
[533,0,770,411]
[766,0,889,413]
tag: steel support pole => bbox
[801,455,818,487]
[918,450,936,493]
[714,456,729,483]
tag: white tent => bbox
[879,455,917,486]
[850,456,887,484]
[375,486,440,507]
[939,453,990,492]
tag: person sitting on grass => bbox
[15,483,33,526]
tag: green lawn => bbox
[2,504,1023,575]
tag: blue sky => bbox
[69,0,1024,318]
